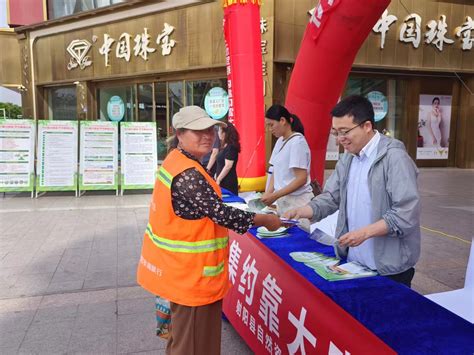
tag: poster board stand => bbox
[78,121,119,197]
[0,119,36,198]
[35,120,78,198]
[120,122,157,195]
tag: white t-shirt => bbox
[269,133,312,196]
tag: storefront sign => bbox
[120,122,157,192]
[0,119,36,193]
[310,6,473,51]
[79,121,118,191]
[367,91,388,122]
[107,96,125,122]
[373,11,473,51]
[67,23,176,70]
[36,120,78,193]
[204,87,229,119]
[416,94,452,160]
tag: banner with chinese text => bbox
[79,121,118,191]
[120,122,157,192]
[223,231,395,354]
[36,120,78,193]
[0,119,36,192]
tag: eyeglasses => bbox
[330,121,368,138]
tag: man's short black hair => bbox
[330,95,375,128]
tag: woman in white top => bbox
[261,104,313,230]
[427,97,443,147]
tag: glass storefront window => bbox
[98,85,136,122]
[138,83,153,122]
[94,78,227,162]
[48,0,126,20]
[343,77,406,140]
[186,79,228,110]
[47,86,77,120]
[155,82,167,162]
[168,81,184,124]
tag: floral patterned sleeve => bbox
[171,167,255,235]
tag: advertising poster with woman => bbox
[417,95,452,160]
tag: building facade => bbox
[1,0,473,167]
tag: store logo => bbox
[67,39,92,70]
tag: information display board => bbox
[79,121,118,193]
[120,122,157,193]
[36,120,78,196]
[0,119,36,195]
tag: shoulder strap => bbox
[278,133,303,153]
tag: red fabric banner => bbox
[285,0,391,184]
[223,231,395,354]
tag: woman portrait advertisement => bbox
[418,95,452,149]
[426,97,443,147]
[215,122,240,195]
[261,104,314,231]
[137,106,282,354]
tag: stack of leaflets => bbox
[289,251,377,281]
[248,198,277,214]
[256,226,289,238]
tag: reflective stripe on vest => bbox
[157,167,173,189]
[203,261,225,277]
[146,224,228,253]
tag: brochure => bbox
[290,252,377,281]
[313,262,377,281]
[247,198,277,214]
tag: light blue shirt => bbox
[346,131,380,270]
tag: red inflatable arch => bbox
[285,0,390,185]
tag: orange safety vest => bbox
[137,149,230,306]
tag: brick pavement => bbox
[0,168,472,354]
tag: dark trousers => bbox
[166,299,222,355]
[386,267,415,288]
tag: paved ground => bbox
[0,168,472,354]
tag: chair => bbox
[425,238,473,323]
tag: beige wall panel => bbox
[0,31,21,86]
[450,4,464,69]
[211,4,225,66]
[455,76,474,168]
[405,0,425,68]
[276,0,295,24]
[186,5,213,67]
[367,32,384,66]
[275,22,295,62]
[294,0,311,25]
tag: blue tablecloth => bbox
[221,187,246,203]
[247,226,474,354]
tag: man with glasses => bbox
[284,95,420,287]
